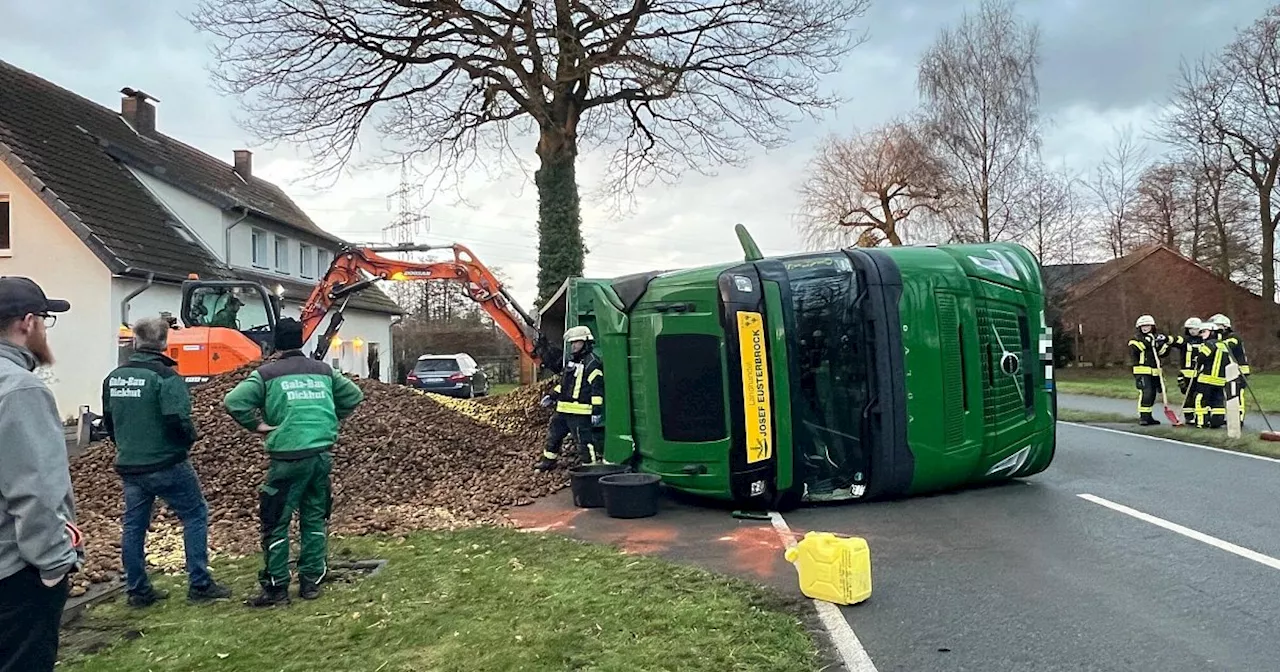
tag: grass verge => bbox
[1058,409,1280,459]
[61,527,819,672]
[1056,368,1279,413]
[488,383,520,397]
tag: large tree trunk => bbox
[534,129,585,308]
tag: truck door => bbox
[627,281,736,500]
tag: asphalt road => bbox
[1059,392,1280,433]
[783,422,1280,672]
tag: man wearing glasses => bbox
[0,277,83,672]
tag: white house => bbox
[0,60,402,420]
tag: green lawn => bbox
[488,383,519,397]
[1056,368,1279,413]
[61,528,819,672]
[1057,408,1280,459]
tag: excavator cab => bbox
[170,279,281,384]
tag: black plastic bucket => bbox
[600,473,662,519]
[569,464,629,508]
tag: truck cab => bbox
[539,227,1056,507]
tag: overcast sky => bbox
[2,0,1273,307]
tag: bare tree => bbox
[917,0,1041,243]
[795,121,949,248]
[189,0,870,304]
[1014,158,1078,264]
[1087,126,1148,258]
[1132,161,1188,251]
[1163,7,1280,303]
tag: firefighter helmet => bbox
[1208,313,1232,330]
[1199,320,1220,332]
[1135,314,1156,328]
[1184,317,1201,330]
[564,325,595,343]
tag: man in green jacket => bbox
[102,317,230,607]
[223,318,364,607]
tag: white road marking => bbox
[769,512,879,672]
[1062,422,1280,465]
[1078,494,1280,572]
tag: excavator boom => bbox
[299,243,548,374]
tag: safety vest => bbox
[1128,333,1169,375]
[553,353,604,416]
[1194,339,1230,387]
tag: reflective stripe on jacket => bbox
[1128,333,1168,375]
[553,353,603,416]
[1195,339,1230,387]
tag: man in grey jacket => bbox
[0,277,81,672]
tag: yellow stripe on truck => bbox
[737,311,773,464]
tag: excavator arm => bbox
[298,243,553,372]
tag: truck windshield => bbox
[784,254,872,497]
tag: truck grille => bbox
[977,303,1031,430]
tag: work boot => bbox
[1139,413,1160,426]
[127,587,169,608]
[299,578,322,601]
[245,586,291,608]
[188,580,232,603]
[534,457,557,472]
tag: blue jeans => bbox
[120,460,212,595]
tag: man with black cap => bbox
[0,277,82,671]
[223,318,365,607]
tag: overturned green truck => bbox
[538,226,1056,508]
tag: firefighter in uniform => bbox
[535,326,605,471]
[1208,313,1249,424]
[1173,317,1204,425]
[1189,320,1230,428]
[1129,314,1171,425]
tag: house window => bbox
[0,195,10,255]
[274,235,289,273]
[251,229,268,268]
[318,247,330,276]
[300,244,315,279]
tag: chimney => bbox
[233,150,253,179]
[119,88,159,135]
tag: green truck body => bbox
[539,229,1056,506]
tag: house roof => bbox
[1040,262,1105,296]
[1060,245,1170,304]
[0,59,399,315]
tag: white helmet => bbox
[1199,320,1220,332]
[1135,314,1156,328]
[1184,317,1201,330]
[1208,313,1232,330]
[564,325,594,343]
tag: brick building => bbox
[1043,245,1280,368]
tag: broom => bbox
[1151,344,1183,427]
[1226,350,1280,442]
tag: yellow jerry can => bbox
[783,531,872,605]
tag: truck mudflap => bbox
[718,264,779,504]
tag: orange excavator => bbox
[158,243,553,385]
